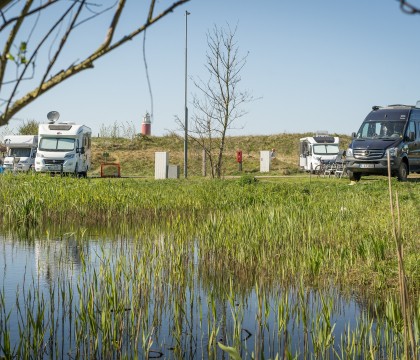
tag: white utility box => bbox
[260,150,271,172]
[167,164,180,179]
[155,152,169,179]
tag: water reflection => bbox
[34,236,87,286]
[0,232,405,359]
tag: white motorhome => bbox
[35,117,92,177]
[299,134,340,172]
[2,135,38,172]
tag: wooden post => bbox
[202,148,206,177]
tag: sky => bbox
[3,0,420,138]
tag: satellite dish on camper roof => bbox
[47,111,60,124]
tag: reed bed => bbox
[1,232,418,359]
[1,174,418,297]
[0,173,419,358]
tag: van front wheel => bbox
[348,171,361,182]
[397,162,408,182]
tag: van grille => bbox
[44,159,65,165]
[354,149,384,160]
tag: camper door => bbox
[299,141,310,169]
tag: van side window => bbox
[83,134,91,149]
[406,121,416,140]
[409,110,420,140]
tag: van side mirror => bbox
[80,147,85,154]
[351,132,357,138]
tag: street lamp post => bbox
[184,10,190,178]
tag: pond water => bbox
[0,232,400,359]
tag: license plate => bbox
[48,164,62,171]
[360,164,374,168]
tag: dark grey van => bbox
[346,103,420,181]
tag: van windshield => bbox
[357,120,405,139]
[313,144,339,155]
[39,137,75,151]
[9,148,31,157]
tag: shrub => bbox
[237,174,258,186]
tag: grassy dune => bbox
[90,133,352,177]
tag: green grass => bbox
[0,173,418,300]
[0,173,419,358]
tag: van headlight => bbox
[64,153,75,159]
[346,148,353,157]
[20,160,28,164]
[387,147,398,157]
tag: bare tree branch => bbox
[0,0,59,32]
[0,0,15,11]
[0,0,190,126]
[147,0,156,23]
[99,0,125,51]
[0,0,32,92]
[37,1,86,94]
[3,1,79,117]
[399,0,420,14]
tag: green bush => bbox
[237,174,258,185]
[18,119,39,135]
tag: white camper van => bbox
[2,135,38,172]
[35,114,91,177]
[299,134,340,172]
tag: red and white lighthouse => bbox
[141,112,151,136]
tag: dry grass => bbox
[90,133,352,177]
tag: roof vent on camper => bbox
[313,136,335,143]
[49,124,73,131]
[47,111,60,124]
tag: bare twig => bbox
[0,0,59,32]
[3,1,78,117]
[399,0,420,14]
[0,0,33,92]
[0,0,190,126]
[37,1,86,95]
[99,0,125,51]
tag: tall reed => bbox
[387,152,417,359]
